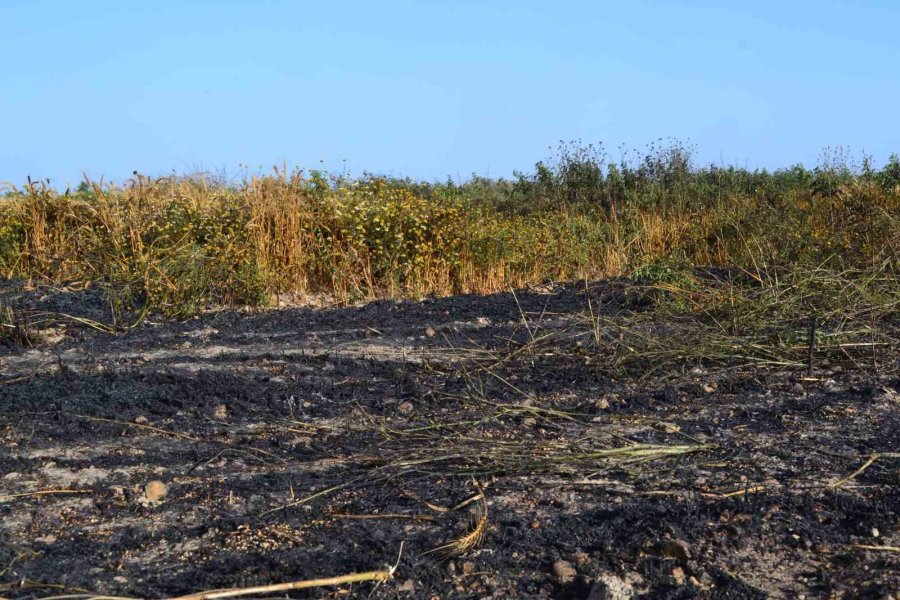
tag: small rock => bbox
[397,401,414,415]
[672,566,686,585]
[552,559,577,583]
[791,382,805,395]
[144,480,168,503]
[522,417,537,427]
[424,325,437,338]
[134,415,149,425]
[461,561,475,575]
[588,572,636,600]
[397,579,415,593]
[595,397,610,411]
[689,367,704,376]
[213,404,229,420]
[702,382,717,393]
[871,527,880,538]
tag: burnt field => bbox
[1,281,898,599]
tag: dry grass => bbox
[0,148,897,320]
[0,302,38,348]
[585,260,900,377]
[425,485,488,559]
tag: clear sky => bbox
[2,0,899,187]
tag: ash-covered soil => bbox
[1,282,898,599]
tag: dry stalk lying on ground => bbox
[383,438,712,478]
[423,481,488,558]
[0,489,92,503]
[261,398,711,520]
[166,567,395,600]
[367,386,712,479]
[32,544,404,600]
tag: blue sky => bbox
[2,0,899,187]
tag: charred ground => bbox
[1,281,898,599]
